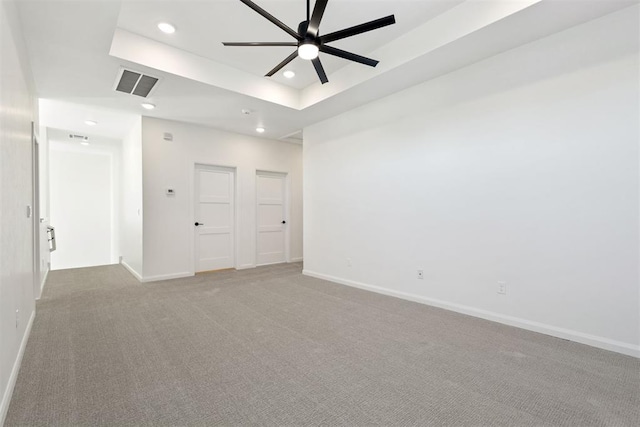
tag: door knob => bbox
[281,220,286,224]
[195,222,204,226]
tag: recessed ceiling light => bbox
[80,141,90,146]
[256,127,265,134]
[283,70,295,79]
[84,120,97,126]
[157,22,176,34]
[141,103,156,110]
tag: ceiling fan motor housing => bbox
[298,20,316,45]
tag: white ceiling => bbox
[17,0,638,142]
[47,127,122,150]
[39,99,138,141]
[116,0,465,89]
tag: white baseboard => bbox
[0,310,36,425]
[120,259,143,282]
[142,272,193,283]
[302,270,640,359]
[236,260,302,270]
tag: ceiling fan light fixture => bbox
[298,43,319,60]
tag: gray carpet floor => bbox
[5,263,640,426]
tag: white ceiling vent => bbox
[280,130,303,145]
[114,67,160,98]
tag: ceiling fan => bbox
[222,0,396,84]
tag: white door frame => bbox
[189,163,238,274]
[31,123,41,299]
[255,170,290,266]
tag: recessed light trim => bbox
[256,127,266,134]
[157,22,176,34]
[141,103,156,110]
[283,70,295,79]
[80,141,90,146]
[84,120,97,126]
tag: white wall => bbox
[120,117,143,279]
[0,1,36,423]
[49,139,120,270]
[141,117,303,281]
[304,7,639,357]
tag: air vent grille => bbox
[116,70,140,93]
[114,68,159,98]
[133,75,159,97]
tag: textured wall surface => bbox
[0,0,36,423]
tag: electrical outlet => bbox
[417,269,424,279]
[497,281,507,295]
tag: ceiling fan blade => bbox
[307,0,328,38]
[312,57,329,84]
[265,50,299,77]
[223,42,298,47]
[320,15,395,44]
[239,0,301,40]
[320,45,379,67]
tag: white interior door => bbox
[195,165,235,272]
[257,171,287,266]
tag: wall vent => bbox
[114,68,160,98]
